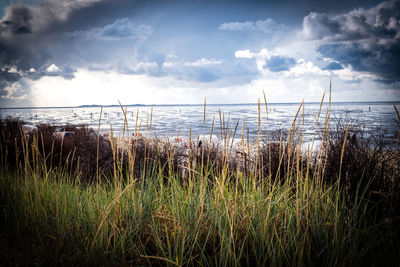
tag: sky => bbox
[0,0,399,107]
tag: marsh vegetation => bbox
[1,92,400,266]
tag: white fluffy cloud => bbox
[235,48,294,71]
[2,81,27,100]
[23,64,397,108]
[46,64,61,73]
[235,47,381,82]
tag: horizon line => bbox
[1,100,400,110]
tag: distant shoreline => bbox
[1,101,400,110]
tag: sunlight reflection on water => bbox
[1,102,399,144]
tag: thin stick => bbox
[96,107,103,181]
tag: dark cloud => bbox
[318,41,400,81]
[302,10,398,41]
[0,69,21,83]
[0,5,33,35]
[0,0,396,106]
[0,2,73,81]
[0,0,169,93]
[0,0,152,101]
[27,64,76,80]
[263,56,296,72]
[0,69,22,92]
[322,62,344,70]
[303,0,400,82]
[0,1,121,80]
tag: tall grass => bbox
[0,94,399,266]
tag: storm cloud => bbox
[303,0,400,81]
[0,1,101,88]
[0,0,156,90]
[0,0,251,96]
[0,0,398,107]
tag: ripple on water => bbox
[1,102,398,143]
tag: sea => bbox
[1,102,399,145]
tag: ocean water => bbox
[1,102,399,144]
